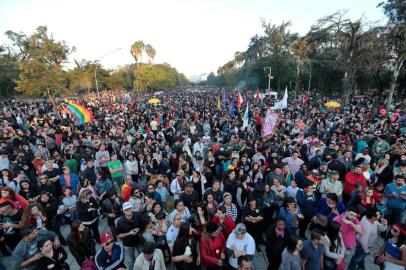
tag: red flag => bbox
[237,92,244,108]
[302,95,308,104]
[255,88,259,100]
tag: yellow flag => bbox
[217,96,221,110]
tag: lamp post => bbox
[264,67,273,93]
[94,48,122,96]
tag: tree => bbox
[134,63,187,91]
[290,37,311,93]
[144,44,156,64]
[6,26,74,97]
[378,0,406,110]
[131,40,145,67]
[0,45,19,97]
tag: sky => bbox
[0,0,386,78]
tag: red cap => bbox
[100,232,113,244]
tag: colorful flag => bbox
[271,87,288,110]
[242,102,249,129]
[302,95,308,104]
[255,88,259,100]
[262,109,279,138]
[229,98,235,117]
[237,92,244,108]
[66,100,93,125]
[222,90,227,109]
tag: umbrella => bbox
[324,101,341,108]
[148,98,160,105]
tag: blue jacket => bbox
[60,173,81,195]
[314,198,346,220]
[296,190,319,217]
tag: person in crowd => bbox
[270,178,287,206]
[76,189,100,244]
[37,174,57,199]
[21,202,47,229]
[296,182,319,238]
[242,196,264,250]
[129,187,145,212]
[333,206,363,253]
[319,170,343,198]
[219,192,238,222]
[18,179,38,203]
[166,213,182,252]
[301,229,325,270]
[237,255,253,270]
[134,241,166,270]
[384,175,406,225]
[323,221,345,270]
[37,191,65,242]
[348,207,388,270]
[60,166,81,195]
[210,205,236,239]
[281,235,303,270]
[61,186,77,223]
[375,223,406,270]
[11,226,60,270]
[171,221,200,270]
[315,192,346,221]
[204,179,223,204]
[95,231,126,270]
[37,237,69,270]
[0,201,23,252]
[116,202,142,270]
[200,221,226,270]
[266,217,290,270]
[226,223,256,270]
[94,169,113,201]
[155,179,170,204]
[279,197,302,236]
[343,165,367,203]
[102,189,123,237]
[67,220,96,267]
[168,199,191,224]
[1,186,28,210]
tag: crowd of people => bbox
[0,89,405,270]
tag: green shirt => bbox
[64,159,78,174]
[108,160,123,179]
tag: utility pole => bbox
[264,67,273,93]
[94,48,122,96]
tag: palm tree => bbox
[131,40,145,67]
[144,44,156,64]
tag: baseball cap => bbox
[233,223,247,234]
[100,232,113,244]
[122,202,133,211]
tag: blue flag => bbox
[222,90,227,109]
[229,98,235,117]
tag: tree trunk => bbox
[294,64,301,96]
[386,58,404,111]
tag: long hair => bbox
[21,202,45,227]
[1,186,17,201]
[68,220,92,249]
[176,222,191,245]
[327,220,342,252]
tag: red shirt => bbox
[343,172,367,195]
[210,216,236,239]
[200,232,226,266]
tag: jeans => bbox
[124,245,139,270]
[387,206,405,225]
[348,242,366,270]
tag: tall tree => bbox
[144,44,156,64]
[131,40,145,67]
[290,37,311,93]
[7,26,74,97]
[378,0,406,110]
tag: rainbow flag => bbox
[66,100,93,125]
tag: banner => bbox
[242,103,249,129]
[271,86,288,110]
[262,109,279,138]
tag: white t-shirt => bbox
[226,232,256,268]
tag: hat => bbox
[233,223,247,234]
[205,221,219,234]
[176,170,185,177]
[20,226,36,237]
[311,169,319,174]
[122,202,133,211]
[100,232,113,244]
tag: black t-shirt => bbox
[1,210,22,237]
[180,191,198,212]
[116,212,142,247]
[243,207,263,220]
[172,239,196,270]
[44,168,61,187]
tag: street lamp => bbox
[94,48,122,96]
[264,67,273,92]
